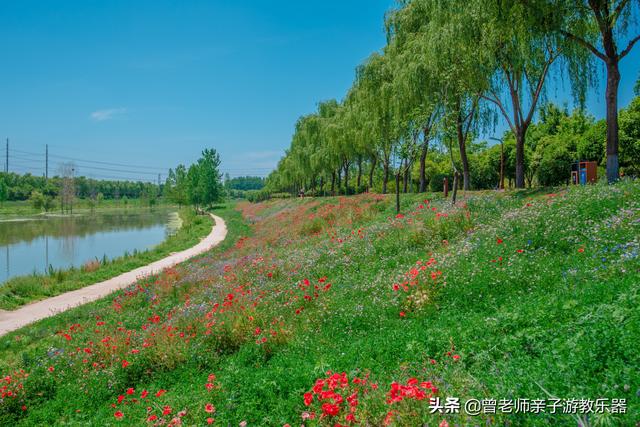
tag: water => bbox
[0,209,180,284]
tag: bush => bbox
[245,189,271,203]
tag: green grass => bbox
[0,208,214,310]
[0,198,167,217]
[0,184,638,426]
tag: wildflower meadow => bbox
[0,181,638,426]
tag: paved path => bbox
[0,214,227,336]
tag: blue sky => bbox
[0,1,638,181]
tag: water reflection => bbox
[0,209,179,283]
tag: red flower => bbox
[303,392,314,406]
[496,238,503,244]
[126,388,135,395]
[141,390,149,399]
[162,405,172,416]
[578,247,584,253]
[452,354,460,361]
[156,389,167,397]
[383,411,394,426]
[206,418,214,425]
[47,366,55,372]
[399,311,406,318]
[114,411,124,419]
[121,360,129,368]
[516,249,524,253]
[205,403,215,413]
[147,415,158,422]
[321,403,340,417]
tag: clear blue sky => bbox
[0,1,638,181]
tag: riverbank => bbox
[0,198,173,218]
[0,208,213,310]
[0,212,226,335]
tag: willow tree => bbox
[386,0,442,193]
[552,0,640,182]
[356,53,397,194]
[473,0,562,188]
[427,0,487,191]
[316,100,341,194]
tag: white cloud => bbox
[90,107,127,122]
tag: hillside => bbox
[0,182,638,426]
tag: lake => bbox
[0,209,181,284]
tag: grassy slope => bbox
[0,186,638,426]
[0,208,213,309]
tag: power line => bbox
[11,147,169,172]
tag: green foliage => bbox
[0,172,161,202]
[29,191,45,211]
[225,176,265,191]
[619,96,640,175]
[536,136,573,186]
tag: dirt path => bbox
[0,214,227,336]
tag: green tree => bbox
[552,0,640,182]
[29,190,45,211]
[619,95,640,174]
[0,178,7,206]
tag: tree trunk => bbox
[403,161,410,193]
[515,129,525,188]
[320,176,324,196]
[368,156,377,191]
[605,61,621,183]
[356,157,363,191]
[330,171,335,195]
[382,162,390,194]
[343,162,350,195]
[395,172,401,214]
[451,171,459,206]
[456,121,471,191]
[419,140,429,192]
[336,169,341,195]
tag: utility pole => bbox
[45,144,49,179]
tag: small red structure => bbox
[571,161,597,185]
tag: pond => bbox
[0,209,181,284]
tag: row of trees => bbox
[0,171,161,203]
[266,0,639,203]
[163,149,225,209]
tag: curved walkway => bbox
[0,213,227,336]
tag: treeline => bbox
[163,148,225,209]
[0,172,161,202]
[266,0,640,201]
[224,176,265,191]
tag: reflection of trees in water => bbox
[0,209,175,246]
[59,232,77,263]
